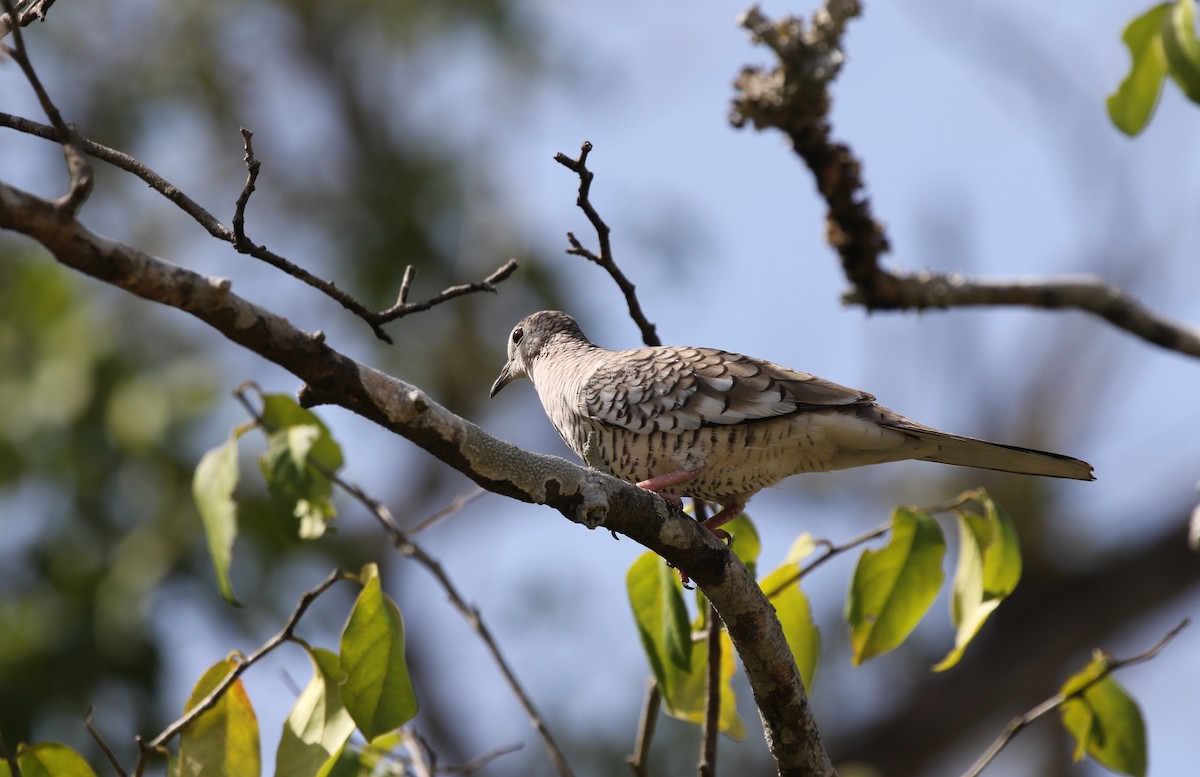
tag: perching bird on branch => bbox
[490,311,1093,531]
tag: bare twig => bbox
[400,729,436,777]
[232,127,260,244]
[1,0,91,214]
[373,259,519,324]
[962,618,1189,777]
[764,520,891,599]
[554,141,661,347]
[626,679,661,777]
[233,385,575,777]
[405,486,486,535]
[0,0,57,40]
[84,707,127,777]
[132,569,348,776]
[442,741,524,774]
[699,601,722,777]
[0,112,518,343]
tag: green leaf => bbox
[626,553,744,740]
[846,507,946,665]
[275,646,357,777]
[627,552,692,677]
[15,743,98,777]
[1060,653,1147,777]
[339,575,418,741]
[193,436,243,606]
[978,496,1022,598]
[1107,3,1170,136]
[761,564,820,690]
[933,499,1022,671]
[258,395,344,540]
[179,658,261,777]
[1164,0,1200,102]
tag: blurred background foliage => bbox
[2,1,1199,776]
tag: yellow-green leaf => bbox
[1164,0,1200,102]
[657,630,746,741]
[1107,3,1171,136]
[179,658,261,777]
[933,501,1022,671]
[339,576,418,741]
[275,646,356,777]
[761,564,820,690]
[193,437,243,606]
[978,496,1021,598]
[627,552,692,676]
[1060,653,1147,777]
[258,395,343,540]
[846,507,945,665]
[15,743,98,777]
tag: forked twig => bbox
[554,141,660,348]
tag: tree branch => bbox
[732,2,1200,360]
[0,0,57,40]
[626,679,660,777]
[0,177,831,776]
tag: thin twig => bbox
[406,486,486,535]
[443,741,524,774]
[764,520,891,598]
[626,679,660,777]
[0,113,519,343]
[234,387,575,777]
[1,0,91,214]
[84,707,127,777]
[699,600,722,777]
[554,141,660,347]
[132,569,348,776]
[961,618,1190,777]
[400,729,436,777]
[373,258,519,324]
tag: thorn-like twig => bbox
[232,127,260,244]
[554,141,661,347]
[961,618,1190,777]
[131,569,348,777]
[374,258,519,325]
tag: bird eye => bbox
[511,327,524,345]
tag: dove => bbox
[490,311,1093,530]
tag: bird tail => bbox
[907,429,1095,481]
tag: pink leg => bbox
[636,469,699,507]
[702,500,745,533]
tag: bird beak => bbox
[489,363,513,398]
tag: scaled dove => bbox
[490,311,1093,530]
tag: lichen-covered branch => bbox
[0,180,831,776]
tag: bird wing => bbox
[580,346,873,432]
